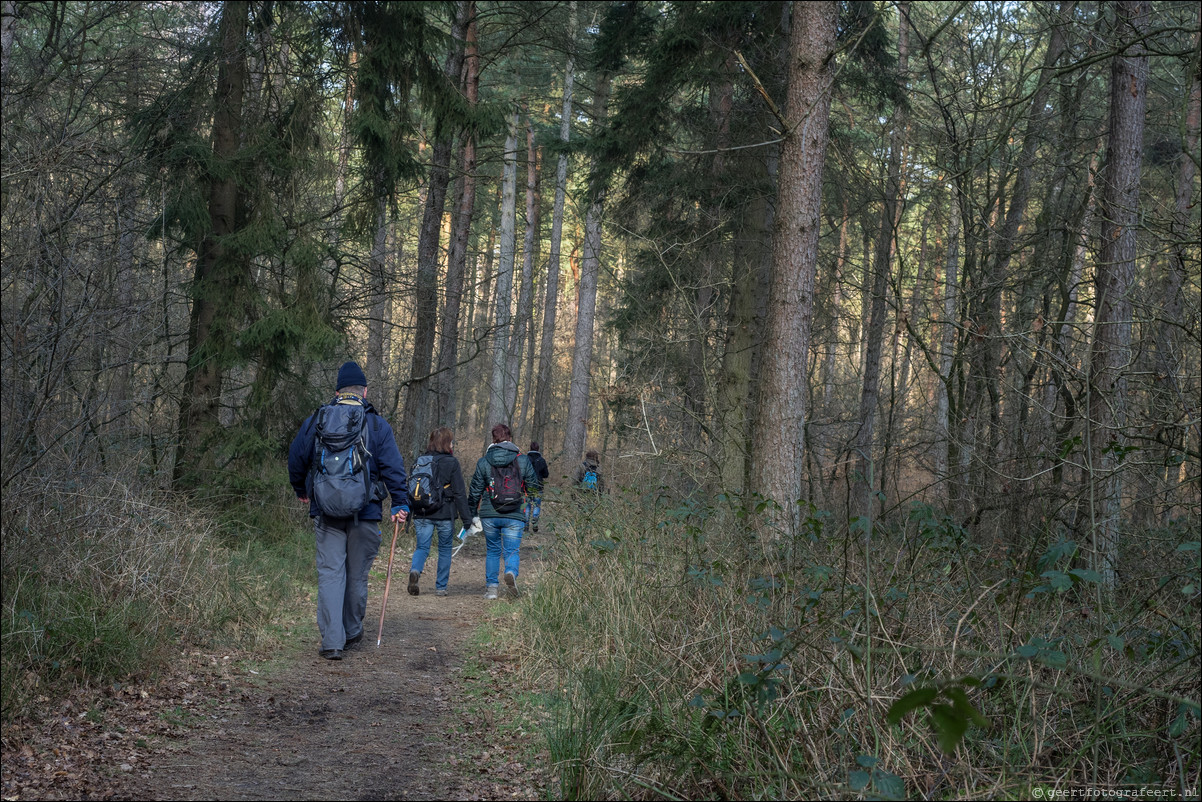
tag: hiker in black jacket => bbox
[407,427,474,597]
[526,441,550,532]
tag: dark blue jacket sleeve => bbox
[371,414,409,514]
[288,414,317,498]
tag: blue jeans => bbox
[483,518,524,586]
[411,518,455,591]
[527,498,541,527]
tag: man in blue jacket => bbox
[288,361,409,660]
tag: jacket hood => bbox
[485,441,520,466]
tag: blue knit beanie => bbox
[336,361,367,391]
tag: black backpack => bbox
[489,460,524,513]
[310,403,372,520]
[528,450,549,481]
[410,454,446,515]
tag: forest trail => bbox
[120,538,545,802]
[22,534,549,802]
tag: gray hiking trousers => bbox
[314,515,382,651]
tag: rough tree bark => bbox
[851,0,909,521]
[562,71,611,466]
[748,0,837,535]
[435,1,478,428]
[398,3,468,457]
[1088,0,1149,588]
[512,115,540,433]
[174,0,248,486]
[488,108,520,425]
[532,0,576,448]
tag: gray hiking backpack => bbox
[310,403,372,520]
[409,454,446,515]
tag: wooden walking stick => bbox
[377,518,401,647]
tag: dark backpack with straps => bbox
[489,460,524,513]
[310,403,372,520]
[409,454,447,515]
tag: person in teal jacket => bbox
[467,423,541,599]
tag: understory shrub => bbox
[0,471,311,721]
[520,492,1201,800]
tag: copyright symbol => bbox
[1034,788,1045,800]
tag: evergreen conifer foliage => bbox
[130,2,342,487]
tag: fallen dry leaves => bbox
[1,650,248,801]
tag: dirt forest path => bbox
[113,531,551,802]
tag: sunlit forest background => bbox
[2,1,1199,797]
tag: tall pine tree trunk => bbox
[718,143,777,495]
[532,0,576,447]
[174,0,249,486]
[511,115,540,431]
[489,109,520,425]
[749,1,837,534]
[1150,19,1200,515]
[1088,0,1149,588]
[399,4,468,457]
[435,1,478,428]
[851,0,909,521]
[366,194,389,394]
[935,187,961,505]
[563,72,611,465]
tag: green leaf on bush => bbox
[875,769,905,800]
[849,770,871,791]
[886,686,938,724]
[855,754,878,768]
[1036,649,1068,670]
[930,703,968,753]
[1041,570,1072,591]
[1068,568,1102,583]
[945,686,989,727]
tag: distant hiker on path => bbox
[574,450,606,494]
[526,441,550,533]
[468,423,541,599]
[288,361,409,661]
[407,426,474,597]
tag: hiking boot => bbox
[344,632,364,651]
[408,570,421,596]
[320,649,343,661]
[435,589,448,597]
[503,572,519,598]
[533,524,539,533]
[483,585,498,600]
